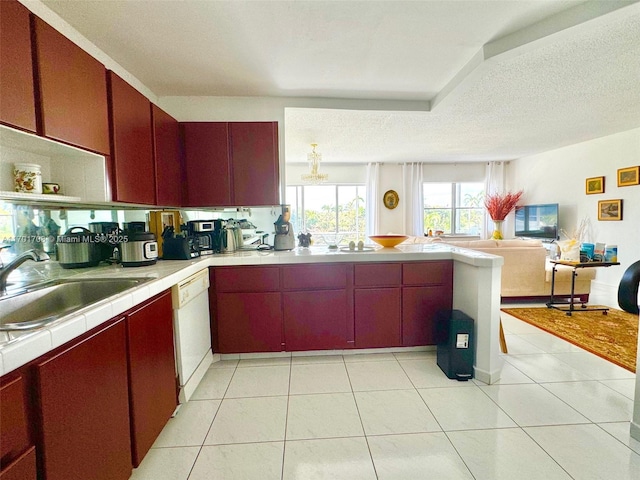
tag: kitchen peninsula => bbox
[0,243,504,384]
[1,242,503,479]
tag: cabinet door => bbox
[0,375,32,475]
[152,105,183,206]
[127,291,176,467]
[355,288,401,348]
[402,286,452,346]
[108,71,155,204]
[216,292,282,353]
[0,446,36,480]
[182,122,231,206]
[230,122,279,206]
[35,18,110,154]
[0,0,36,133]
[283,290,349,351]
[36,319,131,480]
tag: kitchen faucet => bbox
[0,249,50,294]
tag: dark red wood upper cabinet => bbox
[0,0,36,133]
[34,17,110,154]
[152,105,183,206]
[182,122,232,207]
[182,122,279,207]
[127,291,176,467]
[230,122,279,206]
[108,71,155,204]
[35,319,132,480]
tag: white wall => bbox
[507,127,640,306]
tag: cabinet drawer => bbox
[215,266,280,292]
[282,264,347,290]
[403,261,453,286]
[0,374,30,466]
[354,263,401,287]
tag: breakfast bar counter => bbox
[0,243,504,384]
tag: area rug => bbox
[501,306,638,373]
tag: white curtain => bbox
[484,161,505,238]
[402,163,424,237]
[365,163,380,237]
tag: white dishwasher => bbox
[172,269,213,403]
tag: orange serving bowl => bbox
[369,235,408,248]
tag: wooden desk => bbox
[546,260,620,316]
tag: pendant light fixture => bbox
[301,143,328,184]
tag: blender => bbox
[273,205,295,251]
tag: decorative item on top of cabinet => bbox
[0,0,37,133]
[152,105,183,206]
[108,71,155,205]
[34,17,110,155]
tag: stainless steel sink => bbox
[0,278,151,331]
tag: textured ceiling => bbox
[37,0,640,164]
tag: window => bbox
[286,185,366,244]
[424,182,484,235]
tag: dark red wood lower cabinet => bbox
[355,288,401,348]
[0,373,35,480]
[127,291,176,467]
[283,290,350,351]
[402,286,452,346]
[35,319,132,480]
[217,292,283,353]
[0,446,36,480]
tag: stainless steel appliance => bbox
[120,231,158,267]
[274,205,295,251]
[57,227,102,269]
[88,221,119,261]
[187,220,215,255]
[213,219,237,254]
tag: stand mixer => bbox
[274,205,295,251]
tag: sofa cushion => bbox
[466,240,499,248]
[496,239,543,248]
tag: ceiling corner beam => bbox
[431,0,640,111]
[281,97,431,112]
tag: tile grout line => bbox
[343,354,380,479]
[184,362,239,480]
[280,356,293,480]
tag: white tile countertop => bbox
[0,243,503,377]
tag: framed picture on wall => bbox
[585,176,604,194]
[383,190,399,209]
[617,166,639,187]
[597,199,623,221]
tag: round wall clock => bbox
[383,190,399,209]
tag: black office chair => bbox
[618,260,640,314]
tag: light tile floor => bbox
[130,310,640,480]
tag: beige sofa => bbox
[406,237,595,300]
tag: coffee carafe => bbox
[274,205,295,251]
[213,219,237,254]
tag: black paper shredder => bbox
[437,310,475,381]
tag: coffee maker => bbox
[274,205,295,251]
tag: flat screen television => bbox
[514,203,559,240]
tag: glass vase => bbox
[491,220,504,240]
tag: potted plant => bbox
[484,190,523,239]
